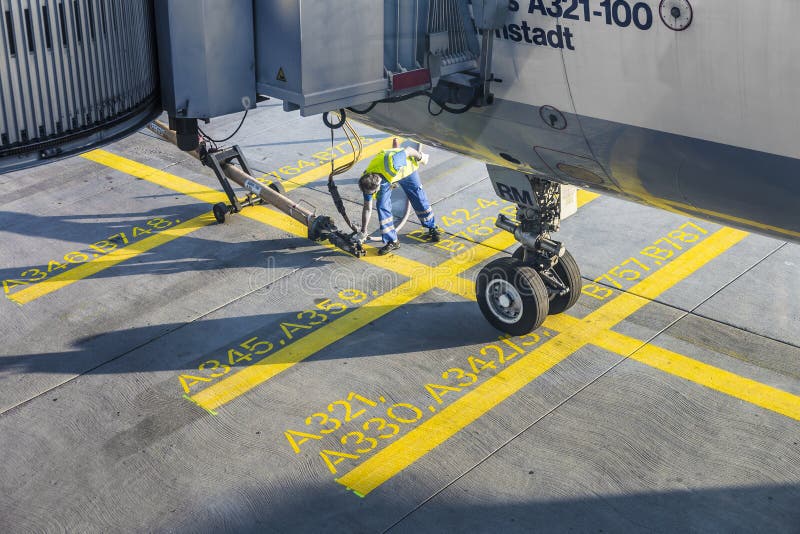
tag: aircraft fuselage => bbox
[356,0,800,241]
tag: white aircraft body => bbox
[356,0,800,243]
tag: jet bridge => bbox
[0,0,509,169]
[155,0,510,150]
[254,0,508,117]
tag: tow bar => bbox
[147,120,365,258]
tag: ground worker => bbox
[357,139,442,255]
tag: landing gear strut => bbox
[476,172,582,334]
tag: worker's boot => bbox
[428,226,442,242]
[378,241,400,255]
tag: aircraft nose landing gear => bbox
[476,168,583,334]
[477,257,549,335]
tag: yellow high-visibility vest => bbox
[364,148,419,184]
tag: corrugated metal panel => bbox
[0,0,159,173]
[428,0,477,68]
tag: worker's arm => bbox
[403,147,429,165]
[360,196,374,236]
[404,147,423,160]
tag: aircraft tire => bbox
[476,257,549,336]
[513,247,582,315]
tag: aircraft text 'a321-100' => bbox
[502,0,657,51]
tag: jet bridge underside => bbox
[0,0,507,170]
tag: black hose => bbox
[384,90,431,104]
[348,90,477,117]
[427,97,444,117]
[322,109,347,129]
[347,91,430,115]
[429,94,477,115]
[347,102,378,115]
[198,108,248,143]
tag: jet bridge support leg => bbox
[476,166,582,335]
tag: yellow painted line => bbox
[74,143,430,304]
[583,227,748,330]
[83,149,229,205]
[239,205,436,281]
[85,145,435,281]
[336,227,746,495]
[84,146,479,299]
[577,189,600,207]
[82,148,600,412]
[77,153,792,496]
[15,143,385,305]
[336,331,585,495]
[84,149,599,298]
[190,231,519,410]
[81,149,794,494]
[628,342,800,421]
[545,312,800,422]
[590,332,800,421]
[81,145,475,408]
[191,276,436,410]
[9,213,216,305]
[280,137,397,192]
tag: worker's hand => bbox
[418,152,430,165]
[353,232,367,244]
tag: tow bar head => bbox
[308,216,366,258]
[327,230,366,257]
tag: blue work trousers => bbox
[377,171,436,244]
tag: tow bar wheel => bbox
[213,202,229,224]
[476,257,549,335]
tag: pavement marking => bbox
[86,152,794,432]
[80,150,800,495]
[542,313,800,421]
[191,276,437,410]
[8,213,216,305]
[188,230,540,410]
[8,140,396,305]
[583,227,748,328]
[99,149,767,426]
[83,149,231,205]
[280,137,396,193]
[189,192,600,409]
[83,147,595,301]
[594,331,800,422]
[335,227,752,496]
[86,146,447,280]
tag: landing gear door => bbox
[533,147,611,190]
[487,165,539,209]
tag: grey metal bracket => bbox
[202,145,254,213]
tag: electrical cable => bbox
[323,112,416,240]
[347,89,477,117]
[198,108,249,145]
[427,96,444,116]
[346,101,378,115]
[429,92,478,114]
[326,111,363,233]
